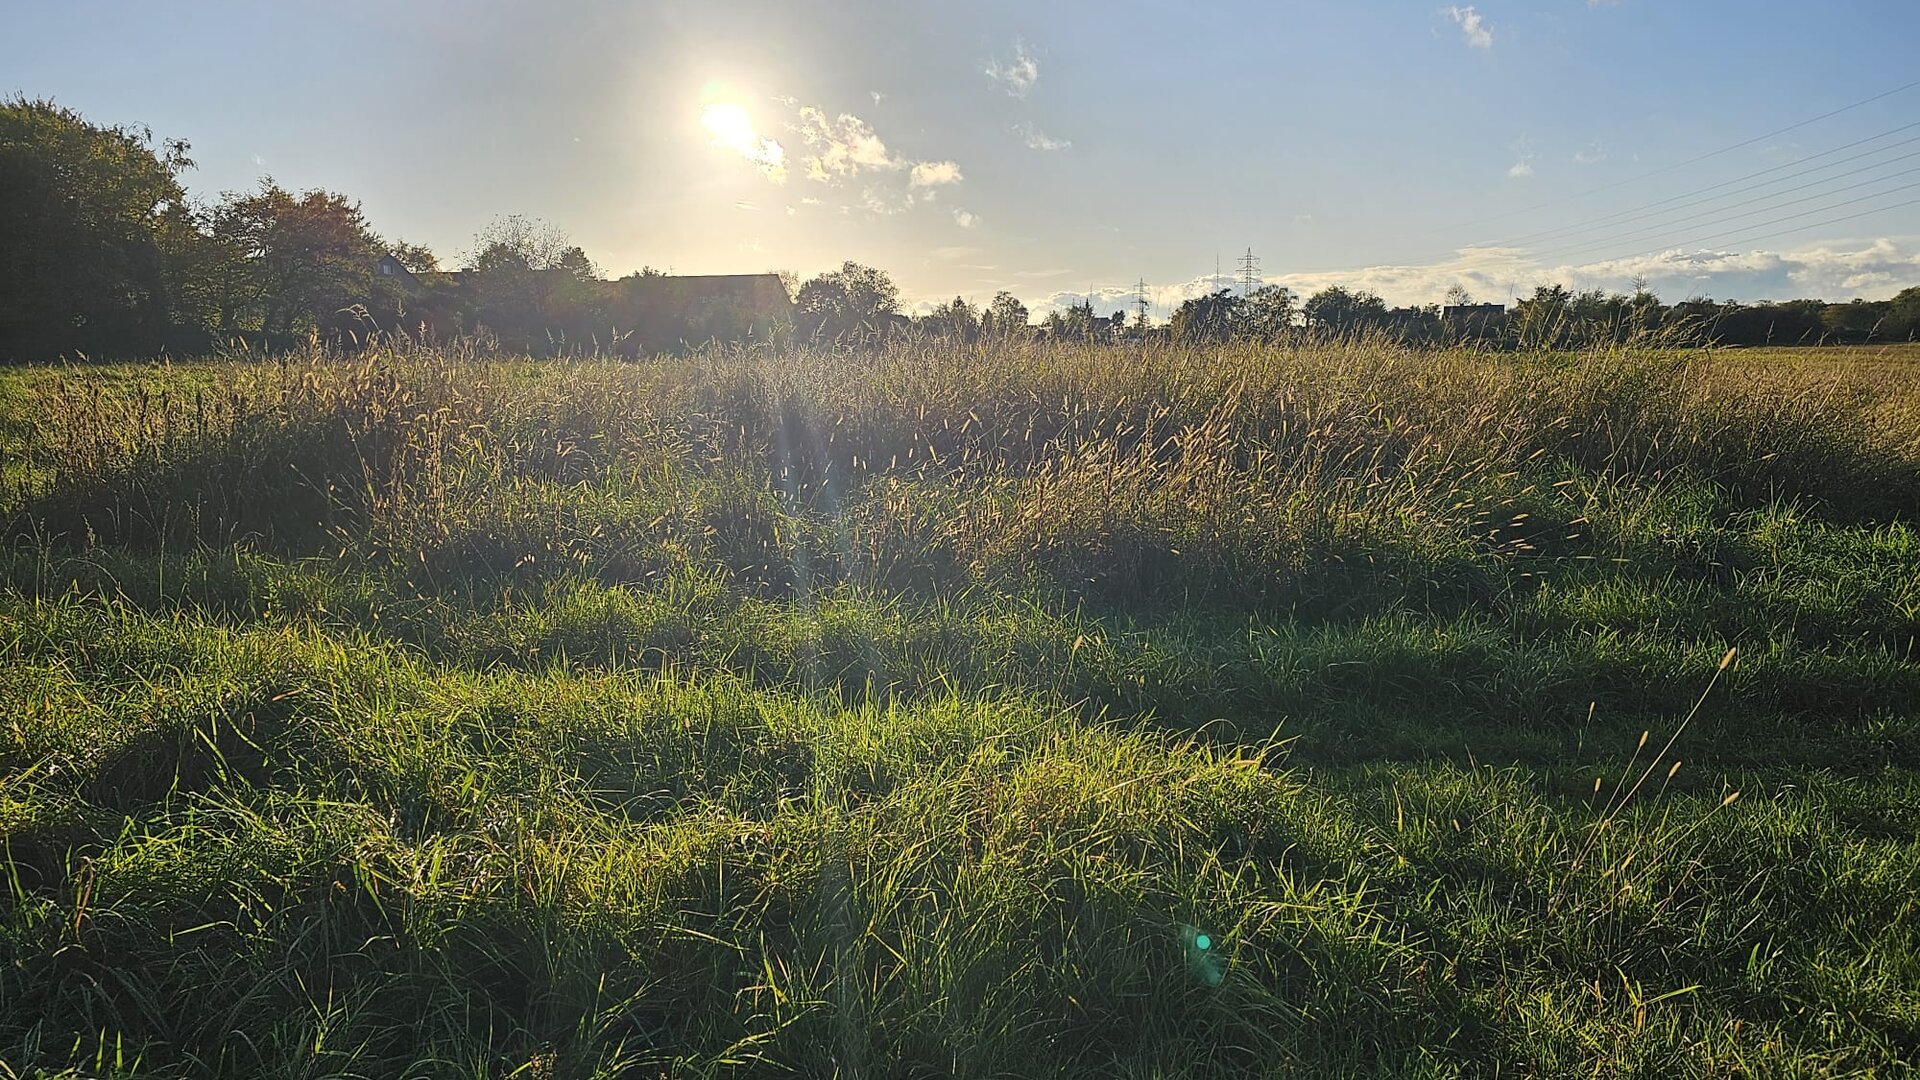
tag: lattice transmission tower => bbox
[1237,247,1262,298]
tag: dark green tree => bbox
[793,262,900,342]
[463,216,605,352]
[205,180,391,337]
[390,241,439,273]
[922,296,981,341]
[1042,298,1097,340]
[982,291,1029,337]
[1170,290,1243,343]
[1302,286,1387,337]
[1884,286,1920,340]
[1240,285,1297,342]
[0,96,195,359]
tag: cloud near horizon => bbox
[981,238,1920,318]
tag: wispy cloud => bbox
[985,39,1040,97]
[910,160,963,187]
[1574,140,1606,165]
[952,208,980,229]
[1013,120,1071,152]
[1442,6,1493,49]
[1508,135,1537,179]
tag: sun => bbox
[701,103,756,151]
[702,103,786,182]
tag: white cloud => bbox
[1508,161,1535,178]
[910,160,963,187]
[1574,140,1606,165]
[952,208,980,229]
[1442,6,1493,49]
[779,102,964,218]
[796,106,900,182]
[1012,120,1071,152]
[985,39,1040,97]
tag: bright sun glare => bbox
[701,103,786,181]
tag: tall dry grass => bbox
[5,338,1916,602]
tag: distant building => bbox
[379,261,792,352]
[375,253,427,296]
[1442,303,1507,341]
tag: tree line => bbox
[4,96,1915,361]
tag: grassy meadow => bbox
[1,339,1918,1077]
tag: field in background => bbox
[1,340,1917,1077]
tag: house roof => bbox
[615,273,791,309]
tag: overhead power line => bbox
[1438,77,1920,238]
[1527,164,1920,265]
[1485,122,1920,251]
[1555,187,1920,272]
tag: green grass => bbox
[1,340,1917,1076]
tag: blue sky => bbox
[6,0,1919,314]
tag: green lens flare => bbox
[1195,934,1211,951]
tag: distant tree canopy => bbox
[4,98,1918,360]
[1302,286,1389,337]
[200,181,395,337]
[982,291,1029,337]
[467,215,597,280]
[794,262,901,342]
[922,296,981,342]
[457,216,608,351]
